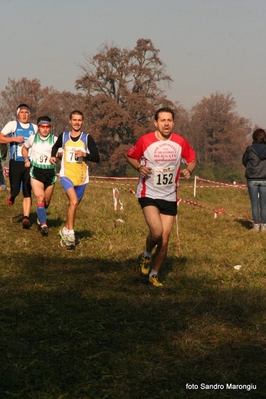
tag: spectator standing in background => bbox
[242,128,266,232]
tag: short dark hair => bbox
[37,115,51,124]
[70,110,84,120]
[252,128,266,143]
[155,107,175,121]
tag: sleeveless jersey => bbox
[10,121,35,161]
[25,133,57,169]
[60,132,89,186]
[127,131,196,201]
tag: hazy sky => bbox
[1,0,266,126]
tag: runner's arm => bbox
[85,135,100,163]
[51,134,63,157]
[0,132,24,144]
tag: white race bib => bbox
[36,153,50,165]
[17,144,23,157]
[154,166,174,187]
[66,148,81,163]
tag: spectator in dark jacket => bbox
[242,128,266,231]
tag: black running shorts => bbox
[138,197,177,216]
[30,166,56,188]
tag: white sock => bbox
[149,269,158,278]
[63,227,69,235]
[144,249,152,258]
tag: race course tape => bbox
[113,188,124,211]
[195,176,246,189]
[89,175,250,222]
[90,176,138,180]
[90,176,138,187]
[178,197,252,223]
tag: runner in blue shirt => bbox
[0,104,37,228]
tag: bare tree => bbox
[76,39,174,174]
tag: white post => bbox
[194,175,197,197]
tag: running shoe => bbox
[67,232,76,249]
[7,195,14,207]
[60,237,75,250]
[40,224,49,236]
[22,216,31,229]
[59,228,66,239]
[60,228,75,250]
[149,274,163,287]
[139,254,152,275]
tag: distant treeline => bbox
[0,39,252,178]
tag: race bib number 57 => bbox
[154,166,174,186]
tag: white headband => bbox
[17,107,30,116]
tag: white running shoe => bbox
[60,228,75,250]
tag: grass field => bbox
[0,176,266,398]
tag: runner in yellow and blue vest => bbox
[50,110,100,249]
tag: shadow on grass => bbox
[0,254,265,398]
[9,213,64,229]
[236,219,252,230]
[76,229,94,240]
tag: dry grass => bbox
[0,178,266,398]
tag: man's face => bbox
[69,114,84,132]
[154,112,174,138]
[38,124,51,138]
[17,108,30,123]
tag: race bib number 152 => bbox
[154,166,174,186]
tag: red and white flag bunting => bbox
[113,188,124,211]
